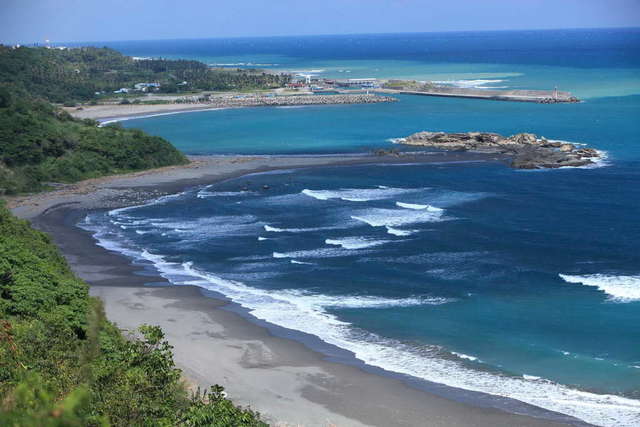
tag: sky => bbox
[1,0,639,44]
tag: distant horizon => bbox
[2,0,639,45]
[6,26,640,47]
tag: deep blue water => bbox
[83,30,640,426]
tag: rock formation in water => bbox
[394,131,600,169]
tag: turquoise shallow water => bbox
[121,93,640,160]
[83,30,640,426]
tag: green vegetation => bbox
[0,203,267,426]
[0,87,188,195]
[0,45,290,103]
[0,44,271,425]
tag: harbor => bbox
[286,74,581,103]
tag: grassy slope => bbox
[0,203,267,426]
[0,88,188,195]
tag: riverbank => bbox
[9,154,585,427]
[66,93,396,122]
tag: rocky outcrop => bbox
[394,131,600,169]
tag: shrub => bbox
[0,203,267,426]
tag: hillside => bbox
[0,202,267,426]
[0,45,290,103]
[0,86,188,195]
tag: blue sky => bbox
[1,0,639,44]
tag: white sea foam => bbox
[385,226,418,236]
[290,260,314,265]
[258,236,268,241]
[560,274,640,302]
[86,226,640,426]
[197,190,255,198]
[452,352,480,362]
[264,224,339,233]
[574,150,610,169]
[302,187,419,202]
[396,201,444,212]
[325,237,392,250]
[273,247,364,259]
[351,207,445,227]
[139,215,260,238]
[523,374,543,381]
[432,79,505,89]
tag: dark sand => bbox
[13,154,587,426]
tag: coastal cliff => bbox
[394,131,600,169]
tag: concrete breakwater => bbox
[193,93,397,107]
[380,87,579,103]
[394,131,600,169]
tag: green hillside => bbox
[0,45,290,103]
[0,202,267,426]
[0,86,188,195]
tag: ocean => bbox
[79,29,640,426]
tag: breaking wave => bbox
[197,190,255,198]
[560,274,640,302]
[302,187,420,202]
[351,207,445,227]
[264,224,340,233]
[84,227,640,426]
[396,201,444,212]
[273,247,367,259]
[385,226,418,236]
[325,237,393,250]
[432,79,506,89]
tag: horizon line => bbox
[4,25,639,46]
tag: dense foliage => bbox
[0,87,188,194]
[0,203,267,426]
[0,45,290,103]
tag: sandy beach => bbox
[9,154,586,427]
[65,93,396,123]
[66,103,231,121]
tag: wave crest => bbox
[302,187,419,202]
[325,237,392,250]
[560,274,640,302]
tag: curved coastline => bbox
[10,153,599,427]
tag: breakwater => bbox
[380,87,579,103]
[198,93,397,107]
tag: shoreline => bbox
[65,93,396,122]
[10,154,586,427]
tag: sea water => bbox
[80,29,640,426]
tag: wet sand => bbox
[11,153,586,426]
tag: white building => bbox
[134,82,161,91]
[337,78,378,88]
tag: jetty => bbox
[283,73,580,103]
[201,93,397,107]
[379,87,580,103]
